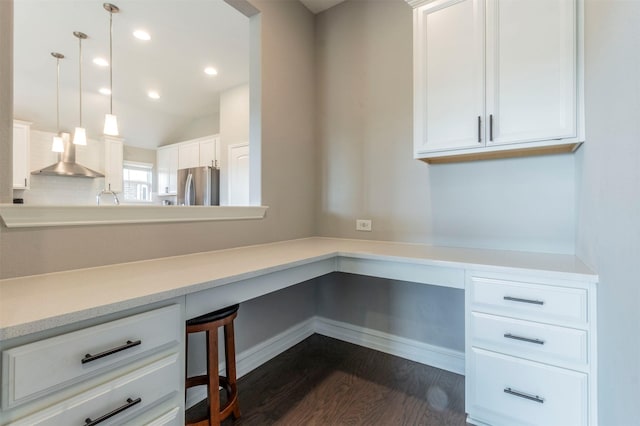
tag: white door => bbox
[178,142,199,169]
[415,0,485,154]
[12,121,30,189]
[485,0,577,145]
[228,144,249,206]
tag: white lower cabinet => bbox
[469,348,588,426]
[8,354,180,426]
[0,304,184,426]
[466,272,597,426]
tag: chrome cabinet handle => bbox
[24,178,27,187]
[504,387,544,404]
[477,116,482,143]
[84,397,142,425]
[81,339,141,364]
[504,333,545,345]
[503,296,544,306]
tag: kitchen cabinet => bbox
[103,136,123,193]
[157,145,179,195]
[199,135,220,168]
[178,142,200,169]
[465,272,597,425]
[409,0,584,163]
[0,304,183,425]
[177,135,220,170]
[12,120,31,189]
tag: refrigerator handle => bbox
[184,173,193,206]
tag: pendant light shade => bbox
[51,136,65,153]
[50,52,65,152]
[73,127,87,146]
[104,113,118,135]
[103,3,120,136]
[72,31,88,145]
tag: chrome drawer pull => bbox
[504,333,545,345]
[504,387,544,404]
[84,397,142,425]
[503,296,544,305]
[81,339,141,364]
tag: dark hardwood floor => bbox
[219,334,466,426]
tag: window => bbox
[122,161,153,203]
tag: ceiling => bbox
[299,0,346,14]
[13,0,250,150]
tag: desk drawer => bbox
[8,353,179,426]
[469,277,587,324]
[2,305,181,409]
[470,312,588,366]
[468,348,588,426]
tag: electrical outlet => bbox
[356,219,372,232]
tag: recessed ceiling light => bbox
[148,90,160,100]
[93,57,109,67]
[133,30,151,41]
[99,87,111,95]
[204,67,218,76]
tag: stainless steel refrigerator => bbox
[177,166,220,206]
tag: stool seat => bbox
[186,304,241,426]
[187,304,239,326]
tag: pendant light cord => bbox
[56,57,60,132]
[78,35,83,127]
[109,9,113,114]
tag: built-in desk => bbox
[0,237,596,340]
[0,237,598,425]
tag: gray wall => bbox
[0,0,318,369]
[0,0,317,278]
[315,0,575,254]
[576,1,640,424]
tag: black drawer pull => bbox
[82,339,141,364]
[84,397,142,425]
[503,296,544,306]
[504,333,545,345]
[504,387,544,404]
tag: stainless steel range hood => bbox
[31,134,104,178]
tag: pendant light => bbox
[50,52,65,153]
[72,31,88,146]
[103,3,119,136]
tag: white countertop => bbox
[0,237,597,341]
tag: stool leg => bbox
[224,321,241,419]
[207,329,221,426]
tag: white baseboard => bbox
[313,316,465,375]
[187,315,464,408]
[235,317,316,378]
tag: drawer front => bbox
[470,276,588,324]
[471,312,588,366]
[2,305,181,409]
[468,348,588,426]
[123,404,182,426]
[8,353,180,426]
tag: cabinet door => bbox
[104,137,123,193]
[486,0,577,145]
[414,0,484,154]
[199,136,220,168]
[12,122,30,189]
[178,142,199,169]
[157,146,178,195]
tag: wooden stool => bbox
[185,304,241,426]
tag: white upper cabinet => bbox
[199,135,220,168]
[157,145,179,195]
[177,142,200,169]
[414,0,485,154]
[410,0,583,163]
[103,136,123,193]
[12,120,31,189]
